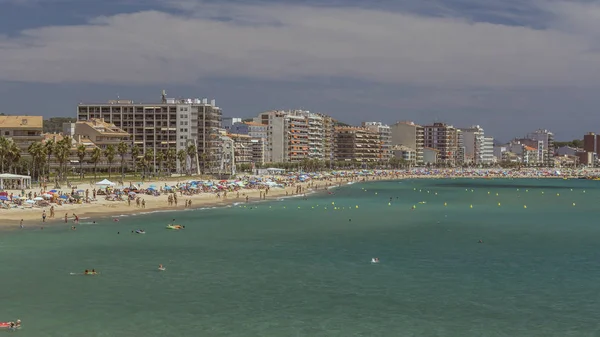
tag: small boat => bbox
[135,230,145,234]
[371,258,380,264]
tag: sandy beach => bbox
[0,176,359,229]
[2,167,599,229]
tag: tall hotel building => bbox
[254,110,331,163]
[77,91,222,169]
[423,122,458,165]
[362,122,392,162]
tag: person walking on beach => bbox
[19,219,23,229]
[50,206,55,218]
[73,213,79,224]
[42,210,46,222]
[64,213,68,223]
[141,199,146,209]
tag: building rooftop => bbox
[79,119,128,136]
[0,116,43,129]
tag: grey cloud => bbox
[0,1,600,88]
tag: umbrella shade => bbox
[25,200,35,204]
[77,190,85,193]
[33,197,44,201]
[0,196,8,200]
[59,195,69,199]
[43,194,53,198]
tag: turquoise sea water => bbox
[2,178,600,336]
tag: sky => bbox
[1,0,600,141]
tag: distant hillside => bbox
[43,117,76,133]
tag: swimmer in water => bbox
[478,240,483,243]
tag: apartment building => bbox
[321,115,336,162]
[362,122,392,162]
[334,127,380,162]
[77,91,222,172]
[222,117,242,131]
[228,133,254,165]
[482,136,495,164]
[392,145,416,163]
[65,118,130,150]
[254,110,328,163]
[459,125,485,164]
[423,123,458,165]
[455,129,465,165]
[390,121,424,165]
[250,138,265,166]
[526,129,555,166]
[0,116,44,152]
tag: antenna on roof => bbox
[161,90,167,104]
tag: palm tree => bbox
[186,144,197,175]
[166,148,176,175]
[0,137,9,172]
[143,148,154,178]
[156,150,165,177]
[44,139,54,178]
[104,145,116,178]
[131,145,141,176]
[54,137,71,181]
[117,141,129,178]
[90,147,101,180]
[7,142,20,174]
[76,144,87,179]
[177,149,187,175]
[27,142,43,181]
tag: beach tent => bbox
[96,179,116,186]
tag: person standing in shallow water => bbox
[42,210,46,222]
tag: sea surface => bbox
[2,178,600,337]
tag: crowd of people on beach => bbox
[2,167,599,228]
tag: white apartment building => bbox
[254,110,328,163]
[77,91,222,173]
[459,125,485,164]
[482,136,495,164]
[362,122,392,162]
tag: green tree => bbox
[90,147,101,180]
[104,145,116,178]
[117,141,129,178]
[177,149,187,175]
[76,144,87,179]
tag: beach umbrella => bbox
[59,195,68,199]
[77,189,85,193]
[0,196,8,201]
[49,189,57,193]
[33,197,44,201]
[25,200,35,204]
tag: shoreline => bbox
[1,170,596,230]
[0,178,353,230]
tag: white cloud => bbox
[1,1,600,87]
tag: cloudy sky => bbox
[1,0,599,140]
